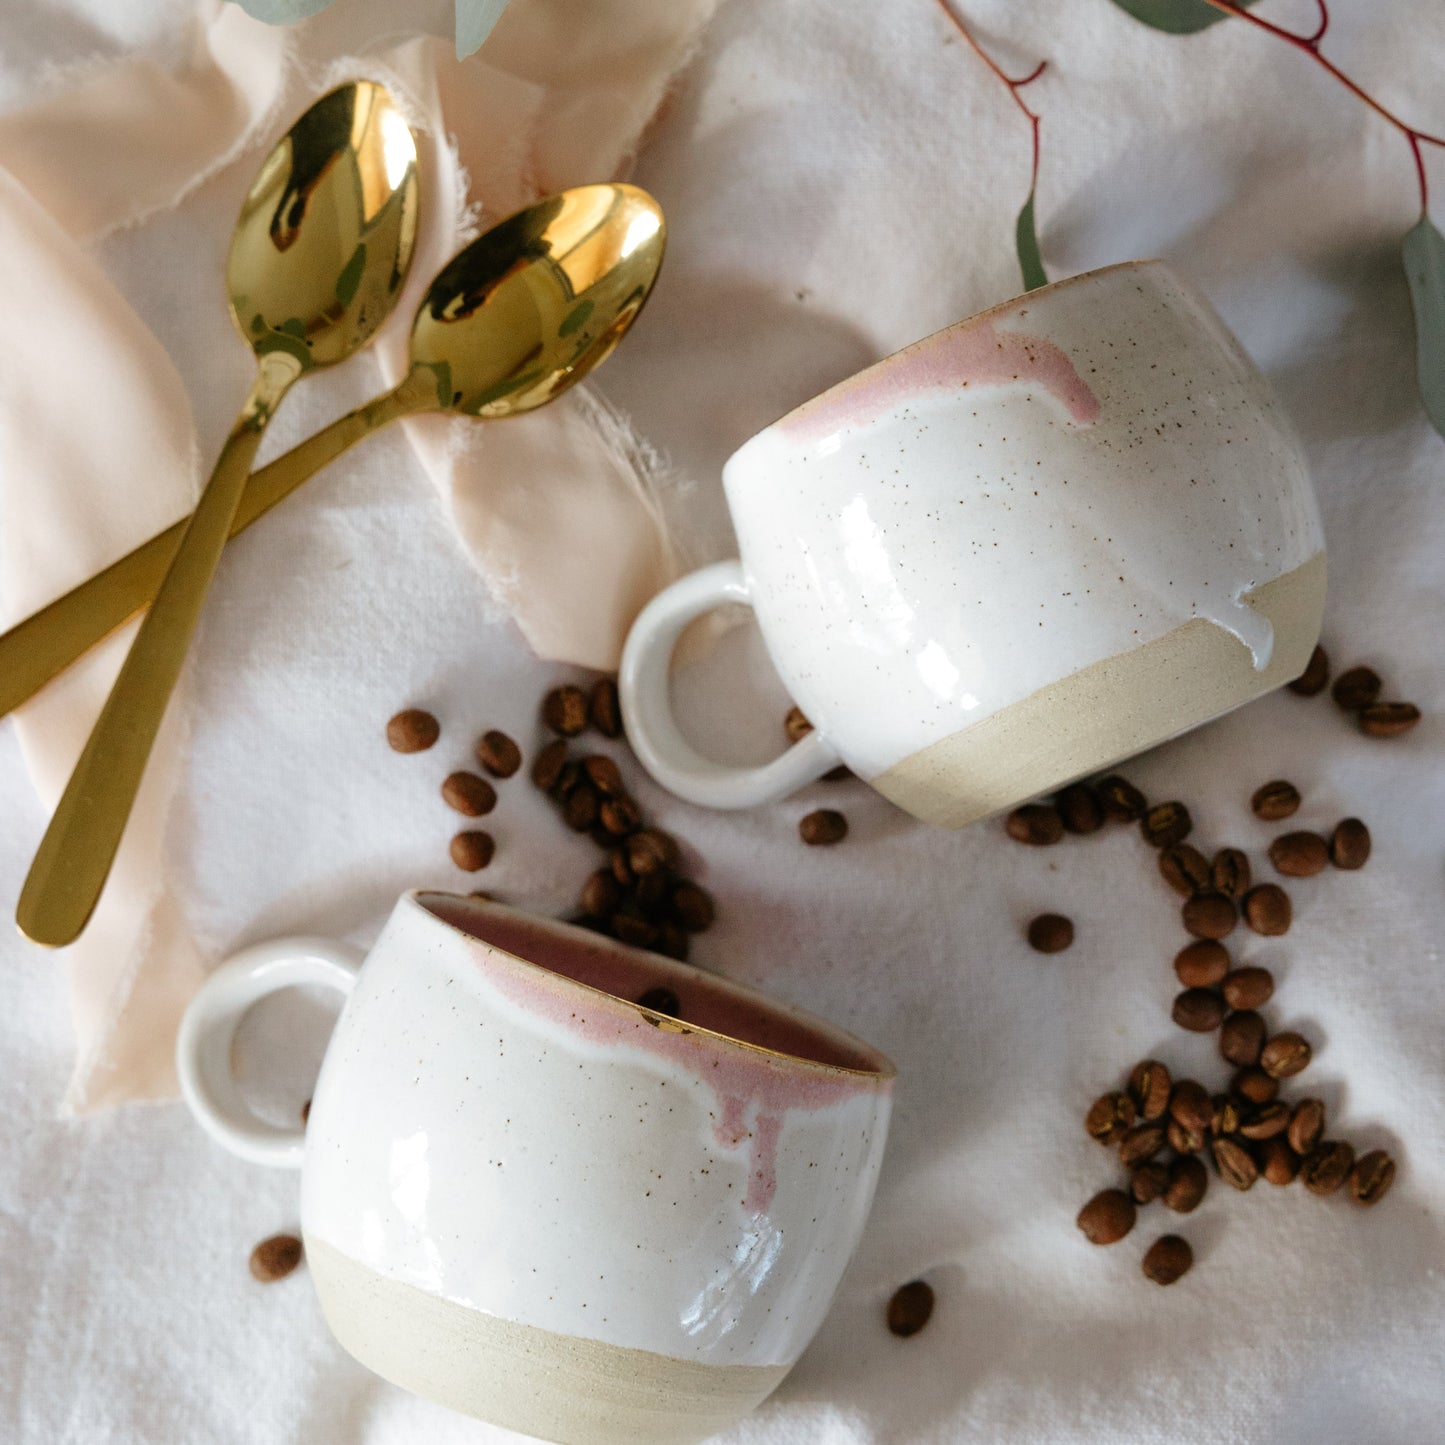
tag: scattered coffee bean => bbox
[1128,1060,1172,1122]
[655,923,690,961]
[542,685,590,737]
[531,738,568,793]
[1242,883,1291,936]
[581,869,622,919]
[628,829,680,876]
[1259,1137,1301,1186]
[441,771,497,818]
[1163,1155,1208,1213]
[1349,1149,1396,1206]
[1131,1160,1170,1205]
[1221,966,1274,1011]
[669,881,716,933]
[599,796,643,836]
[634,871,672,917]
[1005,803,1064,846]
[784,706,814,743]
[1168,1117,1206,1155]
[1358,701,1421,737]
[886,1280,935,1337]
[636,986,681,1018]
[608,847,634,887]
[450,830,495,871]
[1169,1080,1213,1136]
[1301,1140,1354,1195]
[1212,1136,1258,1190]
[590,678,623,739]
[1328,817,1371,870]
[1056,782,1104,835]
[1238,1101,1290,1138]
[554,761,583,798]
[1086,1091,1136,1145]
[1142,1234,1193,1286]
[1219,1009,1266,1067]
[386,708,439,753]
[1141,801,1192,848]
[1260,1031,1312,1079]
[1077,1189,1137,1245]
[1097,774,1147,822]
[1288,1098,1326,1156]
[1211,848,1251,899]
[475,729,522,778]
[1118,1123,1167,1168]
[1174,940,1230,989]
[563,784,600,832]
[1331,666,1382,712]
[1269,831,1329,878]
[1288,643,1330,696]
[1211,1095,1242,1139]
[582,755,625,796]
[1182,892,1236,940]
[249,1234,303,1283]
[1251,779,1301,821]
[1026,913,1074,953]
[1230,1067,1280,1107]
[800,809,848,846]
[611,915,661,950]
[1172,988,1225,1033]
[1159,844,1211,897]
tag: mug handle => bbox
[175,936,363,1169]
[620,560,842,809]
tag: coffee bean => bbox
[655,924,690,961]
[1221,965,1274,1011]
[450,830,495,871]
[1260,1031,1311,1079]
[590,678,623,739]
[628,830,680,877]
[1331,665,1382,712]
[1269,831,1328,878]
[1211,848,1252,899]
[1097,774,1147,822]
[1211,1095,1242,1139]
[249,1233,303,1282]
[633,872,673,917]
[441,771,497,818]
[475,729,521,778]
[554,761,582,798]
[1174,940,1230,989]
[800,809,848,846]
[1163,1155,1208,1212]
[1169,1080,1213,1135]
[1026,913,1074,953]
[1329,817,1371,870]
[1349,1149,1396,1206]
[886,1280,935,1337]
[1131,1160,1170,1205]
[1301,1140,1354,1195]
[1219,1009,1266,1067]
[1141,1234,1193,1286]
[581,755,625,797]
[531,738,568,792]
[1168,1117,1206,1155]
[563,784,600,832]
[1056,782,1104,834]
[1118,1123,1167,1168]
[1141,801,1192,848]
[1359,701,1420,737]
[784,706,814,743]
[1212,1136,1258,1190]
[1172,987,1225,1032]
[1086,1091,1136,1145]
[386,708,439,753]
[599,795,642,836]
[1230,1067,1280,1107]
[1250,779,1300,821]
[611,915,661,949]
[1242,883,1291,936]
[1129,1060,1173,1122]
[636,985,681,1018]
[1288,643,1330,697]
[1287,1099,1326,1156]
[1182,892,1236,940]
[1077,1189,1136,1245]
[1238,1101,1290,1139]
[669,881,716,933]
[581,870,622,919]
[1159,844,1211,897]
[1005,803,1064,845]
[1259,1137,1301,1186]
[542,685,590,737]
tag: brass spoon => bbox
[17,81,420,947]
[0,184,666,727]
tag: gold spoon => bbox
[17,81,420,947]
[0,184,666,728]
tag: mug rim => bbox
[405,890,897,1085]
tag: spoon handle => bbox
[17,354,304,948]
[0,369,435,723]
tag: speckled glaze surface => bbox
[297,892,893,1437]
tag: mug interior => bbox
[418,892,892,1079]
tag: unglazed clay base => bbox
[871,552,1326,829]
[307,1237,789,1445]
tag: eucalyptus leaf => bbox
[1015,192,1048,293]
[455,0,512,57]
[1403,214,1445,441]
[230,0,336,23]
[1107,0,1257,35]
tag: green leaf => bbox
[228,0,336,23]
[455,0,512,58]
[1015,192,1048,293]
[1107,0,1258,36]
[1403,214,1445,441]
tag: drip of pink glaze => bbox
[779,316,1100,446]
[713,1094,750,1148]
[745,1111,784,1214]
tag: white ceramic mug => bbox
[177,891,894,1445]
[621,260,1326,828]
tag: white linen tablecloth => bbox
[2,1,1443,1442]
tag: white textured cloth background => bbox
[3,0,1444,1442]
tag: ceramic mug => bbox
[620,260,1326,828]
[177,891,894,1445]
